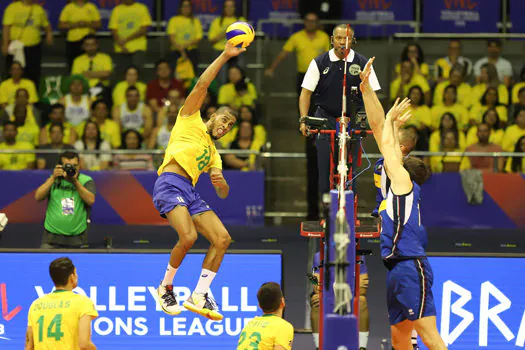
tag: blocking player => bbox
[25,257,98,350]
[237,282,294,350]
[154,41,244,321]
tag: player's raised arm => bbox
[24,326,34,350]
[180,42,246,117]
[381,98,413,195]
[360,57,386,152]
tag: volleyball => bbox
[226,21,255,48]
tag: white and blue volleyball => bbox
[226,21,255,48]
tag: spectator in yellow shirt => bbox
[395,43,429,79]
[429,130,469,173]
[470,63,509,106]
[408,86,432,130]
[71,35,113,88]
[430,85,469,130]
[112,65,147,107]
[10,104,40,145]
[1,0,53,86]
[219,105,266,148]
[390,60,431,104]
[433,40,473,82]
[109,0,152,77]
[502,109,525,151]
[469,87,508,127]
[1,87,40,126]
[0,61,38,108]
[265,12,330,94]
[75,120,112,170]
[218,66,258,110]
[509,86,525,124]
[89,100,121,149]
[429,112,466,152]
[505,136,525,173]
[36,122,76,170]
[39,103,77,145]
[223,120,262,171]
[433,65,472,108]
[0,122,35,170]
[167,0,203,74]
[466,108,504,147]
[511,81,525,105]
[58,0,101,69]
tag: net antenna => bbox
[333,23,353,315]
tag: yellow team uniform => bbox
[42,122,75,144]
[390,74,430,101]
[27,290,98,350]
[112,81,147,107]
[0,141,35,170]
[208,16,247,51]
[395,62,430,78]
[108,3,152,53]
[59,2,101,42]
[219,124,267,149]
[167,16,203,51]
[505,157,525,173]
[430,104,469,130]
[501,125,525,151]
[0,78,39,105]
[16,122,40,145]
[410,105,432,129]
[237,314,294,350]
[71,53,113,87]
[217,82,258,110]
[2,2,49,47]
[282,30,330,73]
[429,130,466,152]
[432,81,472,108]
[468,104,508,124]
[469,83,509,106]
[430,152,470,173]
[465,126,504,147]
[158,109,222,185]
[511,82,525,104]
[77,119,121,149]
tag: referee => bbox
[299,24,381,195]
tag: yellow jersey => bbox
[208,16,247,51]
[237,314,294,350]
[2,2,49,47]
[465,126,504,147]
[217,82,258,110]
[410,105,432,129]
[167,16,203,51]
[0,78,39,105]
[59,2,101,42]
[0,141,35,170]
[469,83,509,106]
[430,104,469,130]
[158,109,222,186]
[429,130,466,152]
[42,122,74,144]
[112,80,147,107]
[108,3,152,53]
[16,122,40,145]
[505,156,525,173]
[432,81,472,108]
[71,53,113,87]
[282,30,330,73]
[511,82,525,105]
[219,124,267,149]
[501,125,525,151]
[390,74,430,101]
[430,153,470,173]
[395,62,430,78]
[468,104,508,124]
[27,290,98,350]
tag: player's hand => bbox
[359,57,375,93]
[310,292,320,308]
[223,41,246,58]
[211,172,227,188]
[52,165,64,179]
[299,122,309,137]
[386,98,411,125]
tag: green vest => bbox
[44,173,92,236]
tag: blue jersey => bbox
[372,158,389,217]
[380,182,428,259]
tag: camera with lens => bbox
[63,163,76,177]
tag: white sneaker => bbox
[157,284,181,315]
[183,292,223,321]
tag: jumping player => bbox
[25,257,98,350]
[154,42,244,320]
[237,282,294,350]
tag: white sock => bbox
[411,329,418,344]
[162,264,178,286]
[312,333,319,347]
[194,269,216,294]
[359,331,369,348]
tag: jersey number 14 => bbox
[36,314,64,342]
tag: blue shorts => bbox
[386,257,436,325]
[153,172,212,218]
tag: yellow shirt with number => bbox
[0,78,38,105]
[112,81,147,107]
[71,53,113,87]
[2,2,49,47]
[59,2,101,42]
[108,3,152,53]
[237,314,294,350]
[282,29,330,73]
[501,125,525,151]
[0,141,35,170]
[390,74,430,101]
[433,81,472,108]
[208,16,247,51]
[158,108,222,186]
[430,104,469,130]
[27,290,98,350]
[167,16,203,51]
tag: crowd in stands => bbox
[0,0,267,172]
[390,39,525,174]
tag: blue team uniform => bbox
[379,182,435,325]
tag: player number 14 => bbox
[36,314,64,342]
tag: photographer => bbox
[35,151,95,248]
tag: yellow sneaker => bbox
[183,292,223,321]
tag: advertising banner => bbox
[429,256,525,349]
[0,252,282,349]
